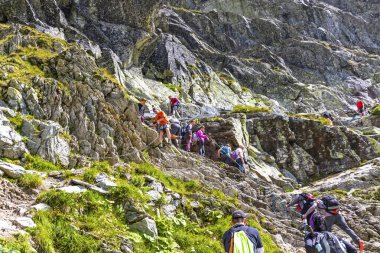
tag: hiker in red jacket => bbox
[356,100,365,117]
[168,95,180,117]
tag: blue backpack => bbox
[220,146,231,156]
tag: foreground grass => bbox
[14,161,282,253]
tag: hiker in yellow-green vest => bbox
[222,210,264,253]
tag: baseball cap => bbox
[232,210,247,219]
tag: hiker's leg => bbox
[236,158,244,172]
[186,137,191,151]
[165,127,171,143]
[341,239,357,253]
[159,130,164,143]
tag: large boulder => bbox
[0,161,26,179]
[130,217,158,238]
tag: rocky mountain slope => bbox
[0,0,379,252]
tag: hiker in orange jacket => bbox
[151,108,171,147]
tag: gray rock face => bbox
[0,110,28,159]
[0,161,26,179]
[130,217,158,238]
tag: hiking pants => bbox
[235,158,245,172]
[198,140,205,156]
[184,134,191,151]
[221,155,232,165]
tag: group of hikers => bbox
[321,99,369,125]
[137,96,247,172]
[223,193,364,253]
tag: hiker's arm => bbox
[256,232,264,253]
[336,215,360,244]
[287,196,301,207]
[222,231,231,253]
[238,152,244,163]
[217,149,221,158]
[302,202,316,218]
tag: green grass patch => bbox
[8,113,24,132]
[163,82,182,92]
[288,113,332,125]
[24,154,62,172]
[0,233,34,253]
[17,173,43,189]
[232,105,271,114]
[172,6,205,14]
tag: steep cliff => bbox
[0,1,379,253]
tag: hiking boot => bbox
[159,143,163,148]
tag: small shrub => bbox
[18,173,43,189]
[0,233,33,253]
[83,168,98,184]
[288,113,332,125]
[371,106,380,115]
[37,190,76,213]
[163,83,182,92]
[8,113,24,132]
[232,105,271,114]
[24,154,61,172]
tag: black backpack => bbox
[321,196,340,214]
[299,193,316,215]
[305,231,347,253]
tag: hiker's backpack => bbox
[305,231,347,253]
[229,227,255,253]
[220,146,231,156]
[309,212,327,232]
[181,124,189,137]
[321,196,340,214]
[299,193,316,215]
[192,132,198,144]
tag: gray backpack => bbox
[305,231,347,253]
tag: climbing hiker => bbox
[322,111,334,125]
[356,100,365,117]
[287,193,317,225]
[151,108,171,147]
[168,95,181,117]
[231,145,246,173]
[170,118,181,147]
[182,119,196,152]
[305,196,364,252]
[304,212,354,253]
[218,143,232,165]
[137,98,147,123]
[196,125,208,156]
[222,210,264,253]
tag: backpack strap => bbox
[229,231,235,253]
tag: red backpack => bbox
[298,193,316,214]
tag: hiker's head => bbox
[140,98,147,104]
[168,95,172,99]
[227,143,231,147]
[199,126,205,131]
[153,108,158,114]
[231,210,247,224]
[296,248,306,253]
[311,212,327,232]
[190,120,196,125]
[239,144,244,149]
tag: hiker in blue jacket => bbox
[222,210,264,253]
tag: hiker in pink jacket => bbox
[197,126,208,156]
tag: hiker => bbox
[356,100,365,117]
[168,95,180,117]
[182,120,196,152]
[287,193,317,225]
[151,108,171,147]
[196,126,208,156]
[322,111,334,125]
[305,197,363,252]
[231,145,246,173]
[218,143,232,165]
[305,212,356,253]
[170,118,181,147]
[222,210,264,253]
[137,98,147,123]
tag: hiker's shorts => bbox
[159,124,169,131]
